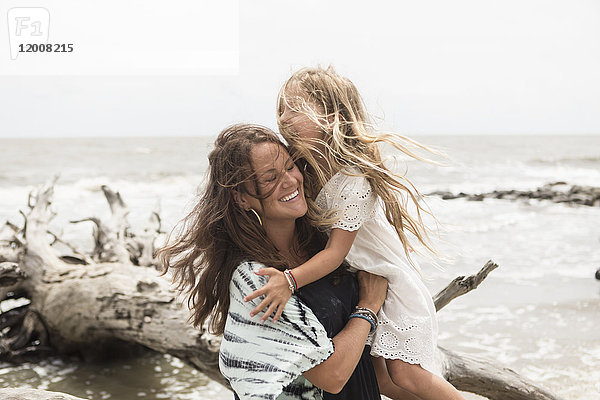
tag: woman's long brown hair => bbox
[156,124,329,335]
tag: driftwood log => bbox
[0,387,86,400]
[0,176,564,400]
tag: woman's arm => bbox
[244,227,358,322]
[303,271,388,394]
[303,316,371,393]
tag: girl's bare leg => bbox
[386,358,465,400]
[371,356,423,400]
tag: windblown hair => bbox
[157,124,329,335]
[277,66,445,269]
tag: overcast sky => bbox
[1,0,599,138]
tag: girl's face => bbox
[237,142,307,226]
[278,91,326,142]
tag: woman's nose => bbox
[281,170,297,188]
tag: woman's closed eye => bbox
[261,173,277,184]
[259,160,296,186]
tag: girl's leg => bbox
[386,359,465,400]
[371,356,423,400]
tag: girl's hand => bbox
[356,271,388,313]
[244,267,292,323]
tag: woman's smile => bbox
[279,189,299,202]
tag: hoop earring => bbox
[248,208,263,226]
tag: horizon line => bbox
[1,132,600,140]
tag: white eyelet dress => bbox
[315,166,441,376]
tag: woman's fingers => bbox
[357,271,388,312]
[372,273,388,292]
[357,271,387,288]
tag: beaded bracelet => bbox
[349,313,377,333]
[354,306,378,325]
[286,269,298,290]
[352,310,377,326]
[354,310,377,323]
[283,269,297,293]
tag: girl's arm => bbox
[244,228,358,322]
[293,227,358,287]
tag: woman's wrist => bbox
[347,314,374,333]
[356,301,382,313]
[349,309,377,333]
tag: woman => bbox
[158,124,389,399]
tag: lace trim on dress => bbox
[315,169,378,232]
[366,312,437,374]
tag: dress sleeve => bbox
[328,170,378,232]
[219,261,334,400]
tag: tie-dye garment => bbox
[219,261,335,400]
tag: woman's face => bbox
[239,142,307,226]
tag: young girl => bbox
[244,66,465,400]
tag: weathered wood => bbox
[0,388,86,400]
[440,347,561,400]
[0,262,27,287]
[0,176,224,385]
[0,177,565,400]
[0,221,25,264]
[433,260,499,311]
[0,223,26,303]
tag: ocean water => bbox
[0,134,599,399]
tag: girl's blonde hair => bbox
[277,66,444,270]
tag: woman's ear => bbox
[232,190,249,210]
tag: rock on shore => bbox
[428,182,600,206]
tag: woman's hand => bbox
[244,267,292,323]
[356,271,388,313]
